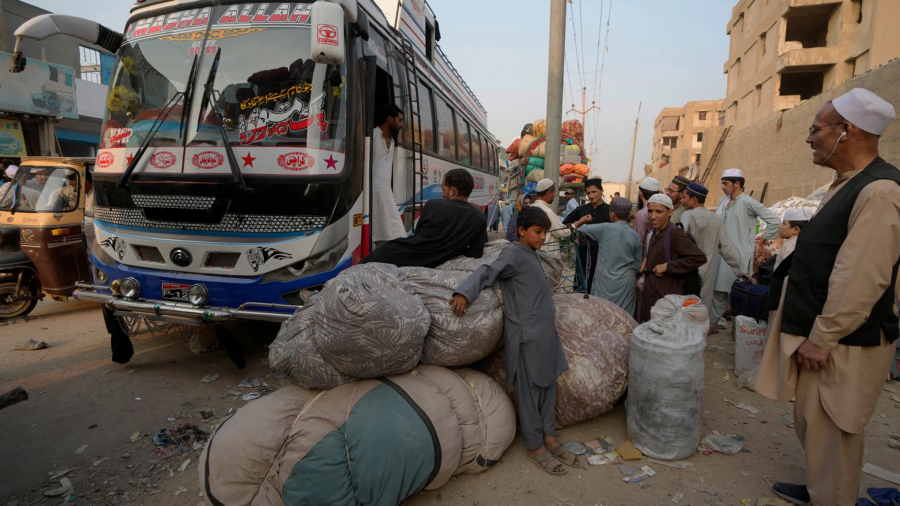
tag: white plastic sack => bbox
[734,315,768,376]
[627,295,708,460]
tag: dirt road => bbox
[1,300,898,506]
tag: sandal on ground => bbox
[551,445,583,468]
[528,451,567,476]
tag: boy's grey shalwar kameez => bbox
[456,243,568,449]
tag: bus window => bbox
[417,84,435,154]
[457,120,472,166]
[471,131,482,169]
[435,97,456,160]
[481,135,490,171]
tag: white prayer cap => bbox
[5,166,16,178]
[722,168,744,179]
[647,193,673,210]
[832,88,895,136]
[638,177,659,192]
[784,208,814,222]
[535,178,555,192]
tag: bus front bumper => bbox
[73,283,299,324]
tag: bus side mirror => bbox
[311,2,345,66]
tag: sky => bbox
[29,0,735,182]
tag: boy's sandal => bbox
[528,451,567,476]
[551,446,583,468]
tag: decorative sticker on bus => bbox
[246,246,292,272]
[149,151,177,169]
[240,83,314,110]
[215,3,312,26]
[125,4,311,43]
[125,8,212,42]
[105,128,133,147]
[100,236,127,260]
[238,91,326,145]
[277,152,315,171]
[97,152,115,168]
[192,151,225,170]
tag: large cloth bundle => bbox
[437,240,563,291]
[401,268,504,367]
[626,295,708,460]
[525,168,545,183]
[314,263,430,378]
[269,299,356,389]
[199,365,516,506]
[562,119,584,143]
[533,119,546,137]
[506,138,520,160]
[476,294,635,428]
[518,134,535,157]
[562,144,582,165]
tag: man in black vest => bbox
[755,88,900,506]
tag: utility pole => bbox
[545,0,566,209]
[567,87,599,145]
[625,101,642,201]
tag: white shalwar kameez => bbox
[372,128,407,244]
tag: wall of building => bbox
[723,0,900,133]
[646,57,900,208]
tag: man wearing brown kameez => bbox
[756,88,900,506]
[637,194,706,323]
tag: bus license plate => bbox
[161,282,191,301]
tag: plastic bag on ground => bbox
[437,240,563,292]
[401,267,503,367]
[627,295,708,460]
[701,435,743,455]
[313,263,430,378]
[734,315,769,376]
[269,298,356,389]
[476,294,636,428]
[737,367,758,391]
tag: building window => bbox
[760,33,767,56]
[698,111,707,121]
[855,0,863,24]
[696,132,703,143]
[79,45,115,85]
[780,72,824,101]
[784,5,837,49]
[695,154,702,164]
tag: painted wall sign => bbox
[0,51,77,119]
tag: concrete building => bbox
[723,0,900,132]
[0,0,111,157]
[650,100,727,180]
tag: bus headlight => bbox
[188,284,209,306]
[120,277,141,299]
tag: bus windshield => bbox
[101,3,347,156]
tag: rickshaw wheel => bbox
[0,281,38,319]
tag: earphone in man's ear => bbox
[820,131,847,166]
[839,131,847,139]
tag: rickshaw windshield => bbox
[0,167,79,213]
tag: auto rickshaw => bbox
[0,157,94,318]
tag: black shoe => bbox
[772,482,810,506]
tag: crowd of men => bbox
[363,87,898,502]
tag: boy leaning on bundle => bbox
[449,207,580,476]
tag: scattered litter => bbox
[178,459,191,474]
[672,492,683,504]
[647,458,693,470]
[242,392,262,401]
[135,398,141,401]
[272,372,286,380]
[192,442,203,450]
[129,431,141,442]
[92,458,107,467]
[713,362,733,370]
[862,462,900,486]
[200,410,215,420]
[14,339,47,351]
[618,465,631,475]
[622,465,656,484]
[44,478,74,497]
[716,373,730,384]
[237,378,261,388]
[100,370,113,376]
[152,423,209,456]
[701,435,744,455]
[725,397,759,414]
[222,391,241,399]
[888,440,900,450]
[122,453,130,459]
[174,487,188,497]
[617,440,643,461]
[583,436,616,455]
[48,468,79,481]
[737,369,758,391]
[706,488,718,496]
[88,424,97,429]
[732,434,745,441]
[563,442,587,455]
[153,429,171,447]
[201,373,219,384]
[75,444,87,454]
[586,453,623,466]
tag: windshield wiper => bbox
[198,47,251,194]
[118,55,199,189]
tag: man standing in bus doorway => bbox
[372,104,408,248]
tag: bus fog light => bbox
[94,266,109,285]
[120,277,140,299]
[188,284,209,306]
